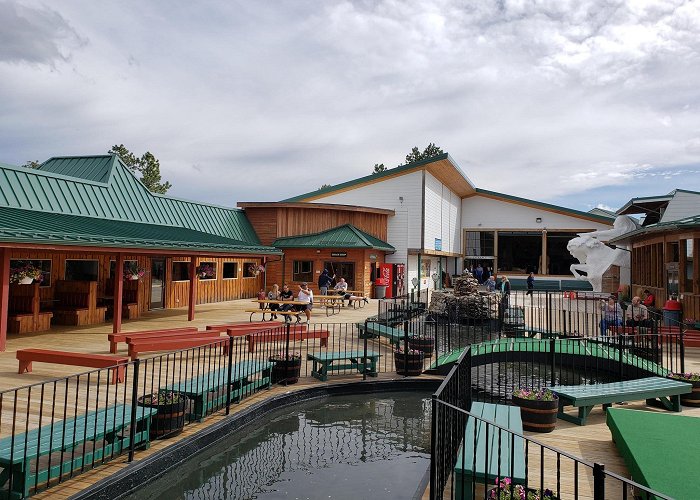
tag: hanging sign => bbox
[435,238,442,251]
[331,252,347,257]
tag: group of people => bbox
[599,289,656,335]
[471,264,494,284]
[256,269,368,323]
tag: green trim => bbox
[475,188,615,223]
[272,224,394,251]
[282,153,453,202]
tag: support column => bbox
[113,253,124,334]
[188,256,197,321]
[0,248,9,352]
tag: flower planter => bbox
[408,337,435,358]
[394,352,424,376]
[271,357,302,385]
[137,394,187,439]
[512,395,558,433]
[679,379,700,407]
[19,277,34,285]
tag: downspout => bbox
[420,170,425,297]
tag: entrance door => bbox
[324,262,355,289]
[151,258,165,309]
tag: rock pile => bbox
[429,271,498,319]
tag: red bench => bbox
[206,321,281,330]
[247,329,329,352]
[124,330,222,345]
[17,349,129,384]
[225,323,305,338]
[108,327,199,353]
[127,337,229,360]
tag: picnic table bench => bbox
[547,376,692,425]
[16,349,130,384]
[454,402,526,500]
[247,328,329,352]
[108,327,199,354]
[246,301,306,322]
[127,336,228,360]
[8,283,53,334]
[357,322,405,347]
[0,404,155,499]
[206,321,281,331]
[52,280,107,326]
[306,351,379,381]
[163,360,273,421]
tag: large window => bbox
[465,231,495,257]
[497,232,541,274]
[684,239,694,293]
[172,262,190,281]
[10,259,52,287]
[65,260,99,281]
[109,260,138,279]
[197,261,216,280]
[292,260,313,282]
[546,232,579,275]
[223,262,238,279]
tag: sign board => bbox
[330,252,347,257]
[435,238,442,251]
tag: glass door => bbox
[324,262,355,289]
[151,258,165,309]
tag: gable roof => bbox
[282,154,476,202]
[616,189,700,226]
[609,213,700,243]
[272,224,395,252]
[0,155,261,244]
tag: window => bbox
[497,231,542,274]
[684,239,694,293]
[223,262,238,279]
[197,261,216,280]
[172,262,190,281]
[421,259,431,278]
[10,259,52,287]
[292,260,313,282]
[465,231,495,257]
[109,260,137,279]
[65,260,99,281]
[547,232,579,275]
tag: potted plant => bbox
[408,333,435,358]
[512,388,558,433]
[10,263,43,285]
[137,391,187,438]
[394,346,424,376]
[668,372,700,406]
[270,351,302,385]
[123,262,146,281]
[248,263,265,277]
[196,264,215,279]
[488,478,557,499]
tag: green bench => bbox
[306,351,380,381]
[454,402,526,500]
[164,360,273,421]
[547,376,692,425]
[357,322,406,347]
[0,404,154,499]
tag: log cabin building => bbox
[0,155,279,351]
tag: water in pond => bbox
[129,392,431,499]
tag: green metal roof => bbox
[609,213,700,243]
[0,155,261,246]
[0,206,280,254]
[282,153,458,202]
[272,224,395,252]
[475,188,615,223]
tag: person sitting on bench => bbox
[625,296,651,328]
[267,284,280,320]
[600,296,623,335]
[278,284,295,321]
[296,282,313,324]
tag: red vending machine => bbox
[376,263,393,298]
[393,263,405,297]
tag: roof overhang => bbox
[610,214,700,244]
[616,196,672,216]
[237,201,395,216]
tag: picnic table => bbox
[306,351,379,381]
[247,300,307,322]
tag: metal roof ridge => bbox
[3,160,112,187]
[153,192,242,212]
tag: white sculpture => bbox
[567,216,638,292]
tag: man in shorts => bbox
[296,282,313,324]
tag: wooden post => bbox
[113,253,124,334]
[0,248,9,352]
[188,256,197,321]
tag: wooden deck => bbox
[2,299,699,499]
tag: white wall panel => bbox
[660,191,700,223]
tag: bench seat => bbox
[127,336,228,360]
[244,309,302,322]
[163,360,273,421]
[108,327,199,353]
[454,402,526,500]
[357,322,405,347]
[306,351,379,381]
[0,404,155,498]
[547,376,692,425]
[247,328,328,352]
[16,349,129,384]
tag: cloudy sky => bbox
[2,0,700,212]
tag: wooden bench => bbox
[127,336,229,360]
[7,283,53,334]
[0,404,155,499]
[226,324,295,338]
[105,278,141,320]
[357,322,405,348]
[306,351,379,381]
[108,327,199,353]
[247,328,328,352]
[453,402,526,500]
[244,309,303,322]
[206,321,281,330]
[163,360,273,421]
[125,330,222,347]
[52,281,107,326]
[16,349,130,384]
[348,296,368,308]
[547,376,692,425]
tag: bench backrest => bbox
[109,327,199,343]
[55,280,97,309]
[8,283,39,314]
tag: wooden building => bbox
[0,155,279,351]
[238,202,395,295]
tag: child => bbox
[257,288,267,310]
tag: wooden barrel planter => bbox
[680,379,700,407]
[394,352,424,376]
[270,357,302,385]
[512,395,558,433]
[408,337,435,358]
[137,393,187,439]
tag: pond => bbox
[129,392,432,499]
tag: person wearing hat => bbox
[296,282,313,324]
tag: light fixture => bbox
[399,196,404,203]
[535,217,542,223]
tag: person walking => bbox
[526,272,535,296]
[318,269,334,296]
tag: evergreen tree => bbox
[372,163,386,174]
[109,144,172,194]
[405,143,444,164]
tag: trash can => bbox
[375,285,387,299]
[663,297,682,326]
